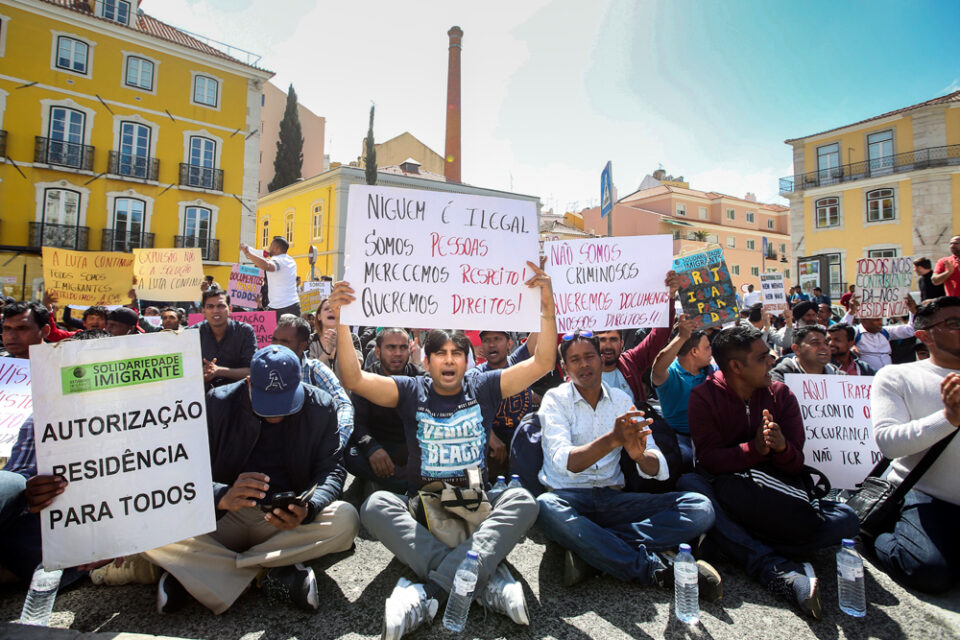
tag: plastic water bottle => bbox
[488,475,507,501]
[19,565,63,626]
[507,474,523,490]
[442,551,480,632]
[674,543,699,624]
[837,539,866,617]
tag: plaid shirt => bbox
[3,416,36,479]
[302,358,354,449]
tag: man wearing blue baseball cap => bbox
[144,345,359,615]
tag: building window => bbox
[751,266,760,276]
[261,218,269,248]
[817,143,840,184]
[726,209,735,220]
[117,121,151,178]
[46,106,86,167]
[673,230,681,240]
[779,243,786,255]
[184,206,212,258]
[285,212,295,244]
[56,36,88,74]
[785,269,791,280]
[187,136,217,188]
[111,197,145,250]
[124,56,154,91]
[698,207,707,220]
[867,130,894,173]
[866,188,895,222]
[746,212,755,223]
[676,204,686,217]
[868,248,898,258]
[311,203,324,240]
[816,197,840,228]
[99,0,130,25]
[731,265,740,276]
[193,75,219,108]
[746,239,756,250]
[43,188,80,228]
[726,236,736,249]
[767,219,775,229]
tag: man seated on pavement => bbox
[535,330,719,596]
[345,328,422,495]
[271,314,354,449]
[0,302,50,359]
[192,288,257,390]
[330,261,556,639]
[678,325,859,620]
[827,323,876,376]
[870,297,960,593]
[651,316,714,470]
[770,325,843,382]
[840,294,918,371]
[145,345,359,615]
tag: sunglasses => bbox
[562,330,594,341]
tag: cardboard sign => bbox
[228,264,264,310]
[42,248,134,307]
[671,248,739,329]
[30,331,215,569]
[299,288,324,315]
[302,280,331,297]
[187,311,276,349]
[340,185,540,331]
[133,248,205,302]
[759,272,788,314]
[545,235,672,332]
[785,373,880,490]
[0,358,32,458]
[855,257,913,319]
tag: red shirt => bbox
[840,292,853,310]
[934,256,960,297]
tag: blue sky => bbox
[148,0,960,212]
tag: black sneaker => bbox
[654,559,723,603]
[262,563,319,612]
[562,549,600,587]
[767,565,821,620]
[156,571,190,614]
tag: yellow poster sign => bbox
[42,248,134,306]
[133,248,205,302]
[299,288,324,314]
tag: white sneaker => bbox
[382,577,438,640]
[477,563,529,625]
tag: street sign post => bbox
[601,161,614,237]
[308,245,317,281]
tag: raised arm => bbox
[651,314,694,387]
[500,261,558,398]
[240,243,276,272]
[932,259,954,285]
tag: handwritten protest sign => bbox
[133,248,205,302]
[759,272,788,314]
[544,236,672,332]
[303,280,331,297]
[0,358,32,458]
[299,288,324,315]
[42,248,133,306]
[30,331,214,569]
[341,185,540,331]
[672,248,738,329]
[187,311,276,349]
[855,256,913,319]
[227,264,263,309]
[785,373,880,490]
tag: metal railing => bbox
[28,221,90,250]
[179,163,223,191]
[34,136,95,171]
[101,228,155,252]
[108,150,159,181]
[0,130,6,157]
[780,144,960,193]
[174,236,219,261]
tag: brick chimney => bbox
[444,26,463,183]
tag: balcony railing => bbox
[0,130,7,157]
[178,163,223,191]
[174,236,219,261]
[780,144,960,193]
[108,150,159,181]
[101,228,155,253]
[28,221,90,250]
[34,136,95,171]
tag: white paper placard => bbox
[544,235,672,332]
[759,272,788,314]
[30,331,215,569]
[0,358,32,458]
[341,185,540,331]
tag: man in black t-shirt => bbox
[915,257,946,301]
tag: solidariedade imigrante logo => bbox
[61,353,184,394]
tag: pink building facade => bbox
[258,81,326,196]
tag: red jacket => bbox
[614,305,676,404]
[688,370,805,476]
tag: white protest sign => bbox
[759,272,788,314]
[856,256,913,319]
[341,185,540,331]
[0,358,32,458]
[143,316,163,328]
[544,235,672,332]
[784,373,880,490]
[303,280,331,297]
[30,331,215,569]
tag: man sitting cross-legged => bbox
[535,330,720,596]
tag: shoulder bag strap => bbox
[875,427,959,504]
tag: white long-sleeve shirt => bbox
[538,381,668,490]
[841,312,915,371]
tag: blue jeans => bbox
[676,434,694,473]
[678,472,859,584]
[874,490,960,594]
[536,487,715,585]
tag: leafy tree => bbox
[268,84,303,192]
[365,105,377,185]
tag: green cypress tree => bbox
[268,84,303,192]
[365,105,377,185]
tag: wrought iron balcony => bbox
[28,221,90,250]
[108,151,159,181]
[174,236,219,261]
[178,163,223,191]
[0,130,7,157]
[780,144,960,193]
[101,228,155,252]
[34,136,95,171]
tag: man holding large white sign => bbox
[341,185,540,332]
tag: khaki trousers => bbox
[145,500,359,614]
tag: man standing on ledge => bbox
[241,236,301,319]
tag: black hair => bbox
[914,296,960,330]
[914,342,930,353]
[1,301,50,328]
[276,314,311,344]
[913,257,932,270]
[82,305,108,320]
[748,303,763,323]
[711,325,764,372]
[827,322,855,342]
[423,329,472,359]
[558,330,601,364]
[69,329,111,341]
[813,287,822,293]
[677,330,708,357]
[376,327,409,347]
[271,236,290,252]
[202,287,228,305]
[792,324,827,345]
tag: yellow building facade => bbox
[781,90,960,296]
[0,0,272,300]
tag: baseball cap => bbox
[109,307,140,326]
[249,345,305,418]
